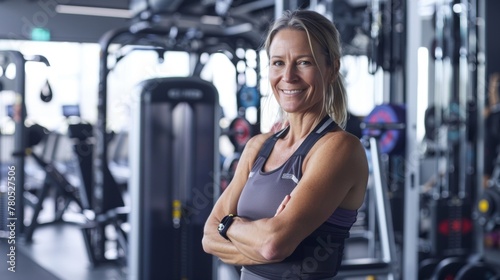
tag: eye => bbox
[297,60,311,66]
[271,60,284,66]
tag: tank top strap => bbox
[257,126,289,158]
[295,116,337,157]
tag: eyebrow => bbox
[270,54,314,60]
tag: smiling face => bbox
[268,28,332,115]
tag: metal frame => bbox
[402,0,420,278]
[337,136,399,279]
[0,51,50,238]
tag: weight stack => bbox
[430,197,474,257]
[129,77,220,280]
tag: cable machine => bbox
[89,0,268,274]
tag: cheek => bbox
[268,71,280,87]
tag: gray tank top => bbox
[237,116,357,279]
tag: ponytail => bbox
[327,73,348,128]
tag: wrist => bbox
[218,214,237,241]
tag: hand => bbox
[275,195,291,216]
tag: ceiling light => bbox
[56,5,132,19]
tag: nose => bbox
[282,64,298,83]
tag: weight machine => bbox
[129,76,220,279]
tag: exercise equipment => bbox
[71,121,127,266]
[129,76,219,280]
[420,1,498,279]
[94,4,264,268]
[39,80,53,103]
[476,186,500,232]
[362,104,406,155]
[21,124,88,242]
[0,50,50,236]
[226,116,253,152]
[418,258,441,280]
[455,262,500,280]
[237,85,260,109]
[362,104,407,238]
[431,256,467,280]
[480,93,500,232]
[455,260,499,280]
[430,197,474,257]
[429,255,500,280]
[337,121,400,280]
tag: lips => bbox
[281,89,304,95]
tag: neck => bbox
[283,113,327,144]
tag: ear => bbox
[329,59,341,83]
[335,59,341,76]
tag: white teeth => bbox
[282,89,303,94]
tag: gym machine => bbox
[0,50,50,237]
[56,105,129,266]
[22,123,89,242]
[129,76,219,279]
[417,0,500,279]
[8,98,94,244]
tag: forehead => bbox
[269,28,319,55]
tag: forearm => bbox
[203,217,267,265]
[226,217,288,263]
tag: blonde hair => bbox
[263,9,348,128]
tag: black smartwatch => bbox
[218,214,237,241]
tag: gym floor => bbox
[0,195,127,280]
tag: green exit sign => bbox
[31,27,51,41]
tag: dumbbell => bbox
[455,261,499,280]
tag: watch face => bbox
[218,223,225,231]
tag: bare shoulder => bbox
[235,132,274,172]
[245,132,274,150]
[305,129,368,186]
[242,132,273,157]
[305,130,368,209]
[314,129,366,157]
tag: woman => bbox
[202,9,369,279]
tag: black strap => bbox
[295,116,336,157]
[258,116,337,158]
[257,126,288,158]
